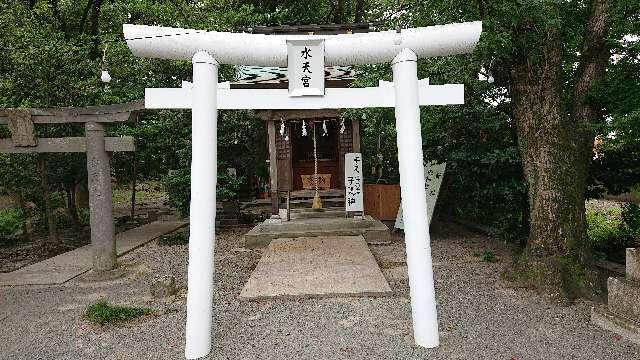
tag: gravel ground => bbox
[1,222,639,360]
[586,198,624,213]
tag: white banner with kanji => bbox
[345,152,364,212]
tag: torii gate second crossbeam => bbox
[124,21,482,360]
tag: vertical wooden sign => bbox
[345,152,364,212]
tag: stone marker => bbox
[394,161,446,229]
[608,277,640,323]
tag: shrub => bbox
[85,301,154,325]
[163,169,244,217]
[586,208,637,262]
[622,203,640,241]
[163,169,190,217]
[0,208,25,242]
[78,208,90,226]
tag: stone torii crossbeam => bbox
[0,101,143,271]
[123,21,482,359]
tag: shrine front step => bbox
[289,207,345,219]
[287,197,344,209]
[244,215,389,248]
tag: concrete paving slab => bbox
[240,235,392,299]
[244,215,389,248]
[0,220,187,286]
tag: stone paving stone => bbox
[240,235,392,299]
[0,220,187,286]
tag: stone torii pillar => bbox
[124,21,482,359]
[0,102,142,271]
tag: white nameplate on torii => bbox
[145,80,464,110]
[287,39,325,96]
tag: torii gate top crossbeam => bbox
[123,21,481,66]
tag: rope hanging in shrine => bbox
[312,122,322,209]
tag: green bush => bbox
[586,207,638,262]
[163,169,244,218]
[0,208,26,242]
[85,301,154,326]
[163,169,190,217]
[622,203,640,240]
[78,208,90,226]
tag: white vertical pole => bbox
[185,50,218,359]
[392,48,440,348]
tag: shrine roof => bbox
[230,23,373,87]
[232,65,354,87]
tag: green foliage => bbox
[158,231,189,246]
[217,172,245,201]
[586,210,624,257]
[164,168,245,217]
[163,169,190,218]
[85,301,154,326]
[586,206,639,262]
[111,111,192,182]
[622,203,640,240]
[78,208,90,227]
[0,208,25,243]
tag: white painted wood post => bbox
[185,50,218,359]
[392,48,440,348]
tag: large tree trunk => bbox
[511,28,588,297]
[572,0,610,174]
[511,0,610,298]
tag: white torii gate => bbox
[124,21,481,359]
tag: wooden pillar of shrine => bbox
[267,120,279,215]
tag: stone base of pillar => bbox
[591,248,640,345]
[591,306,640,345]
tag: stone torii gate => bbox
[124,21,481,359]
[0,101,142,271]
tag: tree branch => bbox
[572,0,610,152]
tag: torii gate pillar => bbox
[393,48,439,347]
[185,51,219,359]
